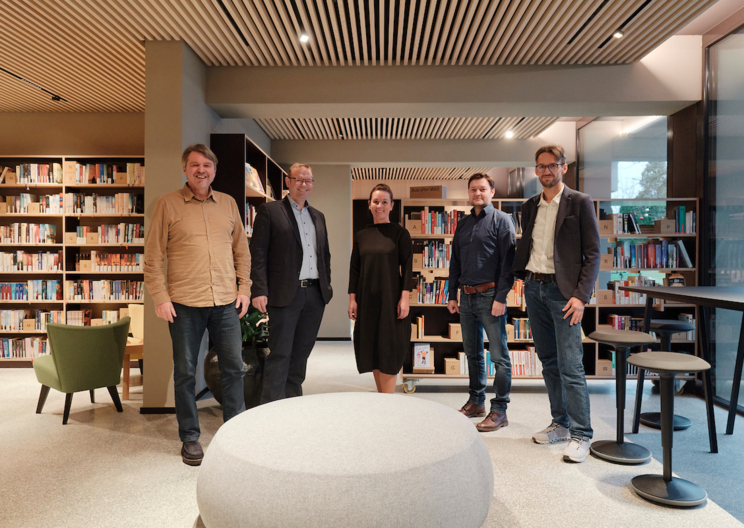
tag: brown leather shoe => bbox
[459,402,486,418]
[476,411,509,432]
[181,441,204,466]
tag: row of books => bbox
[411,208,466,235]
[65,193,144,215]
[65,307,131,327]
[607,239,692,268]
[1,281,62,301]
[414,276,450,305]
[674,206,696,234]
[2,163,61,184]
[0,251,63,272]
[0,223,57,245]
[75,224,145,244]
[506,211,523,235]
[2,193,64,214]
[65,280,144,301]
[246,204,257,236]
[455,347,541,376]
[602,212,642,234]
[0,310,63,331]
[75,252,143,272]
[0,337,48,359]
[413,240,453,269]
[64,162,144,185]
[510,318,533,340]
[607,276,657,305]
[607,314,645,331]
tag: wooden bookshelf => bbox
[400,197,700,393]
[0,155,145,365]
[210,134,285,240]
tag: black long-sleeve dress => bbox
[348,222,413,375]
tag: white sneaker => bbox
[563,438,591,463]
[532,423,571,444]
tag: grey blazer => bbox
[513,185,600,303]
[249,196,333,308]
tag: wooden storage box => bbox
[505,324,515,341]
[596,290,614,305]
[86,233,99,244]
[0,202,6,214]
[80,260,92,272]
[598,220,614,236]
[114,171,127,184]
[448,323,462,340]
[91,318,104,326]
[412,253,423,268]
[119,307,130,319]
[600,254,613,270]
[410,185,446,199]
[3,171,17,185]
[654,218,675,235]
[64,232,77,244]
[63,161,77,185]
[596,359,614,376]
[27,202,40,215]
[444,358,460,376]
[22,319,36,331]
[406,218,422,234]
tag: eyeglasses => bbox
[288,177,314,186]
[535,163,564,173]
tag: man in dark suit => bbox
[513,145,600,463]
[250,163,333,404]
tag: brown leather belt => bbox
[461,282,496,294]
[526,271,556,282]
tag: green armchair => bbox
[34,317,131,424]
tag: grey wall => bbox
[305,164,352,338]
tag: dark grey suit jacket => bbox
[513,185,600,303]
[249,196,333,307]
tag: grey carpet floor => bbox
[1,341,743,527]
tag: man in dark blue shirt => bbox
[448,173,516,432]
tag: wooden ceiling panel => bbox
[0,0,717,113]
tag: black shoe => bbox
[181,441,204,466]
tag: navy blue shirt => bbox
[448,203,516,303]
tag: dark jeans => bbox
[524,278,592,439]
[460,288,511,413]
[262,284,325,404]
[169,301,245,442]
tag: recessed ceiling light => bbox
[504,130,514,139]
[300,33,310,43]
[613,30,624,39]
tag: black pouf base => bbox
[639,412,692,431]
[590,440,651,464]
[631,474,707,507]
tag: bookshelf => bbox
[209,134,286,239]
[0,156,145,367]
[400,197,699,393]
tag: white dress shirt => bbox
[526,184,564,274]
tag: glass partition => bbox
[706,26,744,410]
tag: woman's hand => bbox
[397,293,410,319]
[348,295,357,321]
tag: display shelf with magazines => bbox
[0,155,145,367]
[399,196,700,394]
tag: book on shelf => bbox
[0,336,48,359]
[415,207,465,235]
[606,239,692,269]
[413,273,449,305]
[606,314,645,331]
[509,347,542,377]
[607,276,657,305]
[414,239,453,269]
[600,212,642,234]
[510,317,532,340]
[459,351,467,374]
[412,342,434,373]
[673,206,696,234]
[676,240,693,268]
[415,315,425,339]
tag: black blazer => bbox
[513,185,600,304]
[250,196,333,307]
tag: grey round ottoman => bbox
[196,392,493,528]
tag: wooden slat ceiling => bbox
[255,116,558,139]
[352,167,493,180]
[0,0,717,113]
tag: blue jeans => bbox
[524,278,592,439]
[169,301,246,442]
[460,288,511,413]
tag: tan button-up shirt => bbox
[144,184,251,307]
[526,184,564,274]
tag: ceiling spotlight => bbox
[613,30,624,39]
[300,33,310,43]
[504,130,514,139]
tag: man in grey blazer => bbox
[513,145,600,463]
[250,163,333,404]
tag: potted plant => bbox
[204,306,269,410]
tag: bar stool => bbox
[588,328,656,464]
[628,352,711,507]
[633,319,696,432]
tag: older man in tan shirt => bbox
[145,144,251,466]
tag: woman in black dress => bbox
[348,184,413,393]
